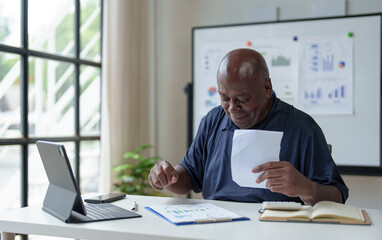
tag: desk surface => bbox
[0,195,381,240]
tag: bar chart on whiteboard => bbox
[299,34,353,115]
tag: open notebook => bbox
[259,201,371,225]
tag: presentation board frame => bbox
[189,13,382,176]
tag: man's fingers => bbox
[254,161,304,197]
[149,176,163,191]
[149,170,164,191]
[268,184,285,193]
[252,161,284,173]
[149,160,178,190]
[159,161,180,185]
[255,167,284,183]
[254,162,292,185]
[154,163,170,186]
[161,161,177,183]
[171,169,179,183]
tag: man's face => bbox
[217,75,272,129]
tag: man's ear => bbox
[264,78,273,96]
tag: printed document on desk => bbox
[231,129,283,188]
[145,203,249,225]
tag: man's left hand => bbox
[252,161,312,198]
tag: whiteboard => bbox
[192,14,381,169]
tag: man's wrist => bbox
[299,180,317,205]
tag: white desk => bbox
[0,195,381,240]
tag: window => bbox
[0,0,102,213]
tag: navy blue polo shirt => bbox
[180,93,348,203]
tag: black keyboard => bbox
[85,204,126,220]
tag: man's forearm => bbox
[300,181,343,205]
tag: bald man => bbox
[149,48,348,205]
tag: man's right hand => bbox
[149,160,179,191]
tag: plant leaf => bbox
[123,152,140,160]
[113,164,132,171]
[132,144,152,154]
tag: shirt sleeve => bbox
[179,115,208,193]
[303,126,349,203]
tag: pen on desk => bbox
[131,201,138,212]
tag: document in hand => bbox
[145,203,249,225]
[259,201,371,225]
[231,129,283,188]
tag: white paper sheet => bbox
[231,129,283,188]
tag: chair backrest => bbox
[327,144,332,155]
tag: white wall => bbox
[153,0,382,208]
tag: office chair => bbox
[328,144,332,155]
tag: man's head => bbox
[217,48,273,129]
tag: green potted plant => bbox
[113,144,164,196]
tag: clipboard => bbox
[145,203,250,225]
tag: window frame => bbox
[0,0,103,208]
